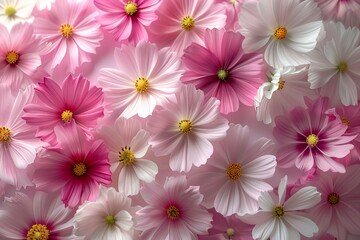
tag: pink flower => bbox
[0,190,76,239]
[94,0,161,43]
[33,0,103,73]
[0,86,42,188]
[306,164,360,239]
[189,124,276,216]
[273,97,355,173]
[32,123,112,208]
[147,84,229,172]
[214,0,242,30]
[148,0,226,55]
[23,74,104,144]
[99,41,183,119]
[0,23,45,91]
[181,28,265,114]
[136,175,213,239]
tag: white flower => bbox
[0,0,36,30]
[240,176,321,240]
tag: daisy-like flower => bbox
[255,67,317,124]
[75,186,136,240]
[189,124,276,216]
[94,0,161,43]
[241,176,321,240]
[99,41,183,119]
[0,0,36,30]
[147,84,229,172]
[238,0,323,68]
[273,97,356,173]
[0,190,76,239]
[0,86,42,188]
[23,74,104,144]
[33,0,103,73]
[32,123,112,208]
[148,0,226,55]
[96,117,158,196]
[0,22,45,91]
[308,21,360,106]
[306,164,360,239]
[136,175,213,239]
[182,28,265,114]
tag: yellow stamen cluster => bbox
[119,146,135,165]
[341,117,350,128]
[178,119,192,134]
[124,1,137,15]
[274,26,287,40]
[135,77,149,93]
[226,163,242,181]
[6,51,19,65]
[73,162,87,176]
[61,110,73,122]
[273,205,285,217]
[226,228,235,237]
[166,205,180,220]
[105,215,116,225]
[217,69,229,81]
[26,224,50,240]
[327,192,340,205]
[337,61,348,73]
[5,5,16,17]
[306,134,319,147]
[0,127,11,143]
[181,16,195,31]
[59,23,74,38]
[277,79,285,90]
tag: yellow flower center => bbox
[0,127,11,143]
[277,79,285,90]
[26,224,50,240]
[61,110,73,122]
[274,26,287,40]
[135,77,149,93]
[4,5,16,17]
[178,119,192,134]
[105,215,116,225]
[273,205,285,217]
[226,228,235,237]
[181,16,195,31]
[229,0,238,6]
[306,134,319,147]
[119,146,135,165]
[337,61,348,73]
[166,205,180,220]
[59,23,74,38]
[73,162,86,176]
[341,117,350,128]
[327,192,340,205]
[226,163,242,181]
[217,69,229,81]
[6,51,19,65]
[124,1,137,15]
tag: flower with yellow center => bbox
[341,117,350,128]
[124,1,137,15]
[274,26,287,40]
[181,16,195,31]
[61,110,73,122]
[0,127,11,143]
[166,205,180,220]
[6,50,19,65]
[226,228,235,237]
[306,133,319,147]
[105,215,116,225]
[26,224,50,240]
[135,77,149,93]
[119,146,135,165]
[337,61,348,73]
[4,5,16,17]
[178,119,192,134]
[73,162,87,176]
[217,69,229,81]
[59,23,74,38]
[277,79,285,90]
[273,205,285,217]
[327,192,340,205]
[226,163,241,181]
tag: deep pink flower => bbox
[94,0,161,43]
[23,74,104,144]
[136,175,213,239]
[32,123,112,208]
[182,28,265,114]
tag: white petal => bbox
[278,176,288,205]
[283,186,321,211]
[284,213,319,237]
[132,159,158,183]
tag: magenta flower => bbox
[273,97,356,173]
[33,0,103,73]
[32,123,112,208]
[94,0,161,43]
[136,175,213,239]
[182,28,265,114]
[23,74,104,144]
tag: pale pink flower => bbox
[0,190,76,239]
[148,0,226,55]
[23,74,104,145]
[75,186,136,240]
[238,0,323,68]
[147,84,229,172]
[0,23,45,91]
[273,97,355,173]
[0,0,36,30]
[96,117,158,196]
[182,28,265,114]
[306,164,360,239]
[0,86,42,188]
[255,67,317,124]
[241,176,321,240]
[136,175,213,239]
[94,0,161,44]
[33,0,103,73]
[99,41,183,119]
[189,124,276,216]
[32,123,112,208]
[308,22,360,106]
[214,0,242,30]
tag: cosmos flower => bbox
[0,0,36,30]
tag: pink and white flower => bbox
[147,84,229,172]
[136,175,213,239]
